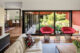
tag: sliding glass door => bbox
[55,12,70,34]
[39,12,54,34]
[24,12,54,35]
[24,12,40,34]
[23,11,71,35]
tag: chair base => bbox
[64,34,72,41]
[44,34,50,42]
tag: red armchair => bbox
[40,26,54,42]
[40,26,54,34]
[61,27,76,34]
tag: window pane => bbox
[72,11,80,35]
[24,12,39,34]
[55,12,69,34]
[39,12,54,34]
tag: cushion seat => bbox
[24,51,42,53]
[63,31,73,34]
[42,32,52,34]
[4,34,42,53]
[25,48,41,52]
[61,27,76,34]
[40,26,54,34]
[25,41,42,52]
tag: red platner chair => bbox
[61,27,76,40]
[61,27,76,34]
[40,26,54,42]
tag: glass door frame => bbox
[5,9,21,33]
[22,10,72,35]
[54,11,72,35]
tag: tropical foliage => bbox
[36,13,69,31]
[73,40,80,48]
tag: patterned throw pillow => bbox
[24,37,34,48]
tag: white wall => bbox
[0,0,80,10]
[7,10,19,20]
[0,0,22,8]
[0,7,5,35]
[5,2,22,9]
[22,0,80,10]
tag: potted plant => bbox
[73,40,80,53]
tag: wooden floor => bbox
[33,36,73,43]
[6,26,78,44]
[6,26,22,44]
[9,27,22,37]
[4,27,79,53]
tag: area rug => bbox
[42,43,59,53]
[42,43,73,53]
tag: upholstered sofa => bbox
[4,34,42,53]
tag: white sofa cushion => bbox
[25,47,41,52]
[4,41,23,53]
[17,34,27,50]
[25,41,42,52]
[25,51,42,53]
[4,34,42,53]
[31,41,42,49]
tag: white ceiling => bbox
[0,0,80,10]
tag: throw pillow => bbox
[24,36,35,48]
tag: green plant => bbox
[73,40,80,53]
[56,13,66,21]
[55,19,69,31]
[36,13,69,31]
[36,24,54,31]
[15,16,19,20]
[73,40,80,48]
[40,13,54,26]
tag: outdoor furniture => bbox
[40,26,54,42]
